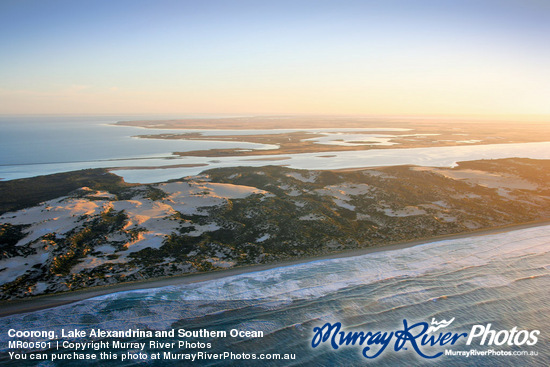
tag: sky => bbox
[1,0,549,118]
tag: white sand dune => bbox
[0,180,270,294]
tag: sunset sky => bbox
[1,0,549,117]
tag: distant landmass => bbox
[118,116,550,158]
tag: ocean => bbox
[1,225,548,366]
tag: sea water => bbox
[0,225,548,366]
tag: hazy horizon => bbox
[1,113,549,124]
[1,0,550,117]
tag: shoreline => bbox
[1,219,549,318]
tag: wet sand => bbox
[1,219,548,318]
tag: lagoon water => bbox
[0,225,549,366]
[2,115,550,182]
[0,115,276,173]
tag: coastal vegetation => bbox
[0,169,132,215]
[0,158,549,300]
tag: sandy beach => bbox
[1,219,548,318]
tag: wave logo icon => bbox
[427,317,455,333]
